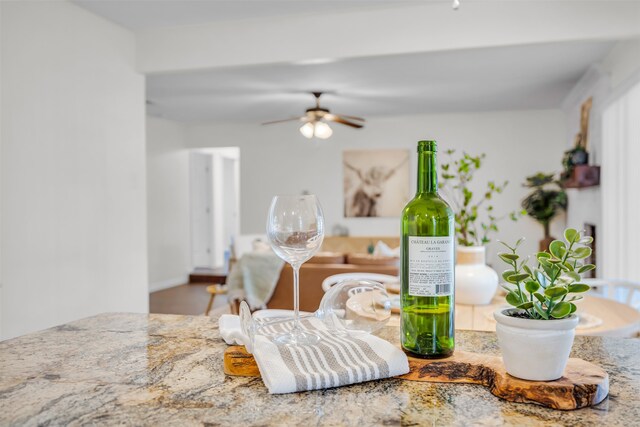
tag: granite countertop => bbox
[1,313,638,426]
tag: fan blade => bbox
[331,114,365,122]
[324,115,364,128]
[262,117,305,125]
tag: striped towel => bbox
[226,316,409,394]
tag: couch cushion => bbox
[347,253,398,266]
[321,236,400,254]
[267,263,399,312]
[308,252,345,264]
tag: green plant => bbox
[521,173,567,239]
[561,146,588,182]
[440,150,523,246]
[498,228,594,320]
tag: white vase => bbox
[494,309,579,381]
[455,245,498,305]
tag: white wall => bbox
[186,109,566,268]
[562,38,640,277]
[147,117,190,291]
[562,66,609,252]
[602,38,640,90]
[1,1,147,339]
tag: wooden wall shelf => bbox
[564,165,600,189]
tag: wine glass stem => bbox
[292,264,301,334]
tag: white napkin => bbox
[219,314,247,346]
[219,314,409,394]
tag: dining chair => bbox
[584,278,640,311]
[321,272,398,293]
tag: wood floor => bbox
[149,283,228,316]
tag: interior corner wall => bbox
[147,116,190,291]
[185,109,567,269]
[0,1,147,339]
[562,38,640,278]
[602,37,640,90]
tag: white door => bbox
[190,152,214,268]
[221,156,239,263]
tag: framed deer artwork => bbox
[343,149,410,217]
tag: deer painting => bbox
[344,151,409,217]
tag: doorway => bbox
[189,147,240,269]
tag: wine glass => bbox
[266,194,324,345]
[239,280,391,353]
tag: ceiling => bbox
[146,40,614,123]
[73,0,620,123]
[72,0,420,30]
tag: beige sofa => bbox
[267,262,398,312]
[320,236,400,254]
[232,235,400,313]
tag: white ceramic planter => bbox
[455,246,498,305]
[493,309,579,381]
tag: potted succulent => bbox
[440,150,523,305]
[494,228,594,381]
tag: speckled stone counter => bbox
[1,313,638,426]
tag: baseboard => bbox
[149,276,189,293]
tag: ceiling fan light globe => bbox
[300,122,315,138]
[314,121,333,139]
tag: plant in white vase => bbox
[494,228,593,381]
[440,150,523,305]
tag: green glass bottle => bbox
[401,140,455,358]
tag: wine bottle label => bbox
[408,236,454,297]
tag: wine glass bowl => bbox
[318,280,391,333]
[240,281,391,352]
[268,230,323,266]
[266,195,324,345]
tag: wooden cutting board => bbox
[223,346,608,410]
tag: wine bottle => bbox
[401,140,455,358]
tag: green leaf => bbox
[578,264,596,274]
[563,261,575,272]
[517,301,534,310]
[534,302,549,319]
[573,247,592,259]
[551,301,572,318]
[501,284,514,294]
[536,252,551,260]
[524,280,540,293]
[569,302,577,314]
[566,271,581,282]
[544,286,568,299]
[549,240,566,258]
[499,253,519,261]
[522,264,533,276]
[540,261,558,279]
[538,258,552,269]
[568,283,590,293]
[502,270,516,282]
[506,291,522,307]
[508,273,530,283]
[535,270,548,287]
[533,292,546,303]
[580,236,594,244]
[568,296,583,302]
[564,228,579,244]
[498,240,514,251]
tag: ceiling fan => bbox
[262,92,365,139]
